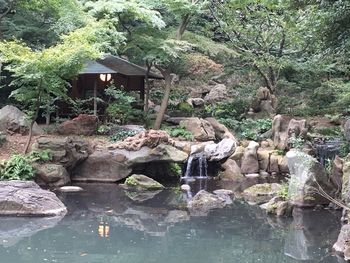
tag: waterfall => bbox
[184,155,194,178]
[198,153,208,179]
[182,152,208,179]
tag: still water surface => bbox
[0,184,343,263]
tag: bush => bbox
[105,84,143,124]
[164,125,194,141]
[0,154,35,180]
[236,118,272,141]
[211,98,250,121]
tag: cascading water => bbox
[181,152,209,194]
[314,138,344,166]
[182,152,208,179]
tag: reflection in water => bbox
[98,217,110,238]
[0,184,342,263]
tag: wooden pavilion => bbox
[65,55,163,116]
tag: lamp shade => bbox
[100,73,112,82]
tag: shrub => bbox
[288,135,305,149]
[164,125,194,141]
[236,118,272,141]
[211,98,250,121]
[105,84,143,124]
[0,154,35,180]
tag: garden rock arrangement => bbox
[0,181,67,216]
[0,105,43,135]
[32,137,90,171]
[272,115,308,150]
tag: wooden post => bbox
[94,79,97,116]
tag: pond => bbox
[0,183,343,263]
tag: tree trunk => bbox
[24,80,42,154]
[176,14,191,40]
[154,69,171,130]
[144,62,152,113]
[24,98,41,154]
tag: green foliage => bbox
[164,125,194,141]
[236,118,272,141]
[105,84,143,124]
[97,124,112,135]
[71,98,96,116]
[325,158,333,175]
[110,129,138,142]
[316,127,342,138]
[0,154,35,180]
[277,181,290,200]
[339,142,350,158]
[288,135,305,149]
[28,150,53,163]
[169,163,182,177]
[0,23,105,122]
[178,102,194,116]
[213,98,250,121]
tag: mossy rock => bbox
[243,183,282,205]
[124,174,165,191]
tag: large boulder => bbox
[32,137,90,171]
[0,181,67,216]
[286,150,336,207]
[180,118,215,141]
[0,105,43,135]
[272,115,308,150]
[72,150,132,182]
[188,190,230,216]
[240,141,260,174]
[219,159,244,182]
[58,114,98,136]
[35,163,70,187]
[204,138,236,161]
[243,183,282,205]
[204,84,228,103]
[73,144,188,182]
